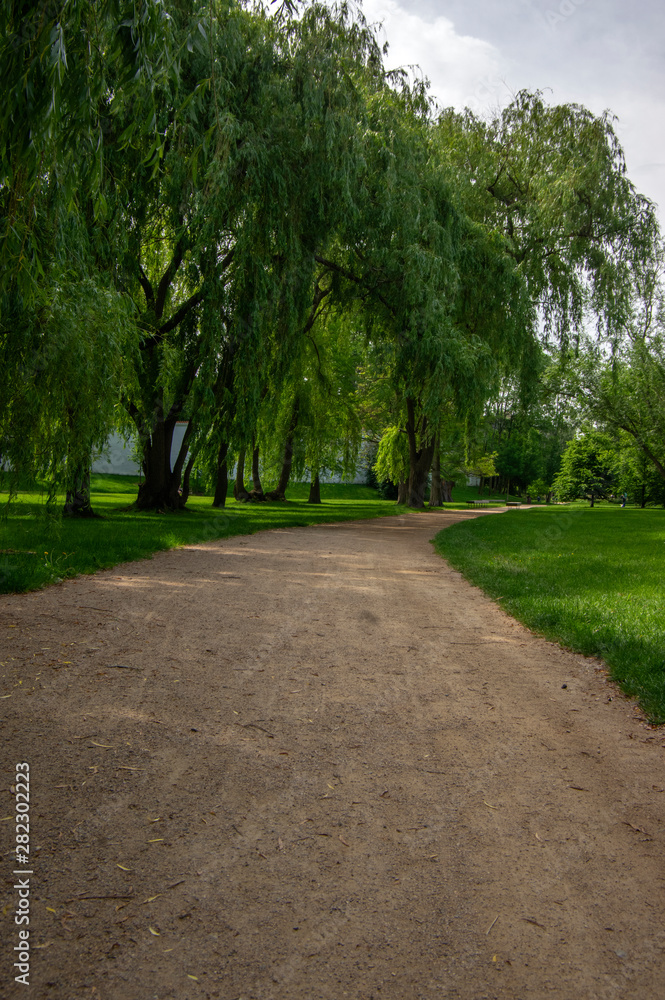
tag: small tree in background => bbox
[553,431,618,506]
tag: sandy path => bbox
[1,509,664,1000]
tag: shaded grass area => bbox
[433,507,665,724]
[1,479,398,595]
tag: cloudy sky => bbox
[358,0,665,220]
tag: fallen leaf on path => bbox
[568,785,589,791]
[483,801,499,810]
[116,864,132,871]
[90,741,114,749]
[149,927,160,936]
[338,835,350,847]
[522,917,545,929]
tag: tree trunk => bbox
[234,447,250,501]
[308,471,321,504]
[589,492,595,507]
[505,477,511,504]
[63,465,98,517]
[397,480,407,505]
[181,453,196,505]
[429,437,442,507]
[641,483,646,508]
[442,480,454,503]
[251,443,263,494]
[212,440,228,508]
[405,397,435,508]
[478,476,484,496]
[266,401,299,501]
[136,410,184,510]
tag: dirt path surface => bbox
[2,509,665,1000]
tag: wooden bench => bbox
[506,501,522,506]
[466,500,490,507]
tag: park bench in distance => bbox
[466,499,491,507]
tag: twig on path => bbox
[65,878,185,905]
[486,915,499,935]
[235,722,275,738]
[65,892,134,903]
[64,605,116,613]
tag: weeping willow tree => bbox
[250,301,365,501]
[435,91,661,347]
[0,205,136,507]
[0,1,177,508]
[94,0,385,509]
[315,75,537,507]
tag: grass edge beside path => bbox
[0,478,516,596]
[1,487,402,595]
[432,506,665,726]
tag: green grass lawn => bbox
[0,475,519,597]
[433,506,665,724]
[0,478,407,595]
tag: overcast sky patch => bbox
[359,0,665,219]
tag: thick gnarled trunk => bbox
[406,397,435,508]
[308,471,321,504]
[136,412,186,510]
[64,466,97,517]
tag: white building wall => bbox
[92,432,141,476]
[92,423,190,476]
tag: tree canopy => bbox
[1,1,662,512]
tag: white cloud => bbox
[357,0,665,218]
[361,0,510,112]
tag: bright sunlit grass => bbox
[433,506,665,724]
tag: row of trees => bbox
[1,0,663,512]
